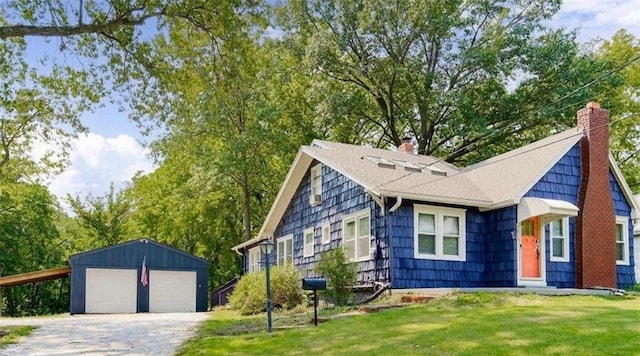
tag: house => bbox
[233,103,638,290]
[69,239,209,314]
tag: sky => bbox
[28,0,640,206]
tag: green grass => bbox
[0,325,34,348]
[178,293,640,355]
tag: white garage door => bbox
[149,270,197,312]
[85,268,137,313]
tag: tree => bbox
[597,30,640,192]
[66,183,133,249]
[0,182,68,316]
[279,0,613,164]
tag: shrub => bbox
[314,248,357,306]
[229,264,304,315]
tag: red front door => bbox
[521,217,540,278]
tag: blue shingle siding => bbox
[389,203,486,288]
[272,162,389,284]
[523,143,581,288]
[610,171,636,288]
[483,206,518,287]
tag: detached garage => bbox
[69,239,209,314]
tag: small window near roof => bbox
[310,164,322,205]
[615,216,629,265]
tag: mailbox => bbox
[302,278,327,291]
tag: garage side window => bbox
[248,247,260,272]
[277,235,294,265]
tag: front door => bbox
[521,217,540,278]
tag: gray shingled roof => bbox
[306,127,584,208]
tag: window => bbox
[414,204,466,261]
[322,223,331,244]
[616,216,629,265]
[550,218,569,262]
[342,209,371,261]
[248,247,260,272]
[303,228,315,257]
[277,235,293,266]
[309,164,322,205]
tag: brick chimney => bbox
[575,102,616,288]
[398,136,414,154]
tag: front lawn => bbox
[0,325,33,348]
[178,293,640,355]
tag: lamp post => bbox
[260,239,275,333]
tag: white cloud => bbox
[553,0,640,41]
[47,132,155,202]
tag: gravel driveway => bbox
[0,312,210,355]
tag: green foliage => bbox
[66,183,133,249]
[314,248,356,306]
[278,0,613,165]
[0,182,69,316]
[229,265,304,315]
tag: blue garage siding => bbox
[69,239,209,314]
[610,171,636,288]
[483,206,518,287]
[273,162,388,284]
[523,143,580,288]
[389,203,486,288]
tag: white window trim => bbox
[248,247,260,273]
[309,164,322,206]
[341,208,372,262]
[303,228,315,257]
[616,216,629,265]
[322,223,331,244]
[549,218,570,262]
[414,204,466,262]
[277,234,294,266]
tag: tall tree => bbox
[597,30,640,192]
[67,183,133,249]
[279,0,613,164]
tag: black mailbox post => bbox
[302,277,327,326]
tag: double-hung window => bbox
[277,235,293,265]
[550,218,569,262]
[309,164,322,205]
[414,204,466,261]
[248,247,260,272]
[342,208,371,261]
[303,228,315,257]
[616,216,629,265]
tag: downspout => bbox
[389,196,402,213]
[386,196,403,288]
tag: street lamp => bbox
[260,239,275,333]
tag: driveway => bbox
[0,312,210,355]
